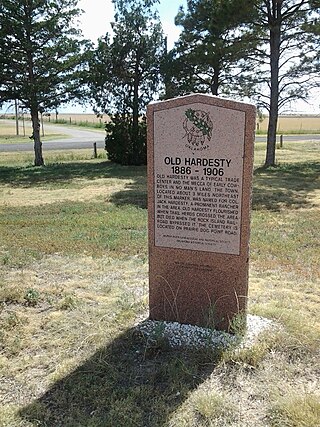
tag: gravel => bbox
[137,314,276,350]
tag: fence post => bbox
[93,142,97,158]
[280,134,283,148]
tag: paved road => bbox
[0,121,105,152]
[1,120,319,152]
[255,134,320,142]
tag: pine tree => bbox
[0,0,87,165]
[248,0,320,166]
[166,0,257,97]
[88,0,164,165]
[170,0,320,167]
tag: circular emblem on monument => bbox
[183,108,213,152]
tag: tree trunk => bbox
[132,57,140,164]
[265,7,281,167]
[31,107,44,166]
[210,67,220,96]
[133,79,139,142]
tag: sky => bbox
[2,0,318,115]
[78,0,186,49]
[74,0,320,115]
[58,0,187,113]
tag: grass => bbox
[5,112,320,133]
[0,134,68,144]
[1,115,107,136]
[0,140,319,426]
[52,118,106,129]
[268,393,320,427]
[0,120,68,144]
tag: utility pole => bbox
[22,111,26,136]
[15,99,19,136]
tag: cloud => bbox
[77,0,185,47]
[78,0,114,42]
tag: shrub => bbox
[105,114,147,165]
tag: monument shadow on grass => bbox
[19,325,219,427]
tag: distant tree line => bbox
[0,0,319,166]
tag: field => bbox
[3,112,320,133]
[0,139,319,426]
[1,115,107,134]
[258,115,320,133]
[0,120,67,144]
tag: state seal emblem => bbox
[183,108,213,153]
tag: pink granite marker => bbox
[147,94,256,331]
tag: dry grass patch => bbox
[268,392,320,427]
[0,254,148,409]
[0,146,319,426]
[0,119,67,144]
[170,388,237,427]
[0,178,132,207]
[254,139,320,167]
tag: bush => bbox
[105,114,147,165]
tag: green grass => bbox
[0,202,147,266]
[0,149,107,168]
[0,144,319,426]
[53,118,106,129]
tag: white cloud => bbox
[78,0,114,42]
[77,0,185,47]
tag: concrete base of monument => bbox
[136,315,277,350]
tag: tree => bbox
[169,1,320,167]
[165,0,257,98]
[0,0,87,166]
[249,0,320,167]
[88,0,164,165]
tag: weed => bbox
[204,304,216,330]
[193,391,237,425]
[24,288,40,306]
[1,253,10,265]
[57,294,78,310]
[268,393,320,427]
[222,341,269,368]
[229,310,247,336]
[142,321,170,358]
